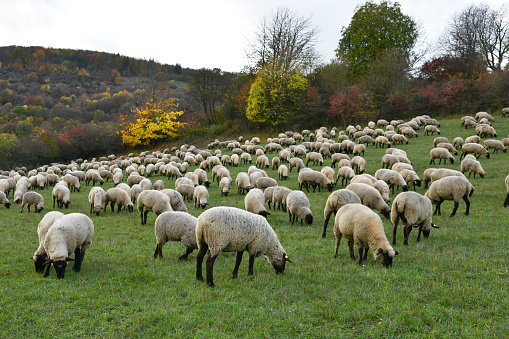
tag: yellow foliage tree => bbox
[120,98,186,147]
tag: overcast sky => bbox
[0,0,507,72]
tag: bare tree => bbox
[246,7,320,74]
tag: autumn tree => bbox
[336,1,419,80]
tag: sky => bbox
[0,0,507,72]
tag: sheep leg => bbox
[392,217,399,245]
[322,212,332,238]
[73,248,83,272]
[450,201,459,217]
[333,233,342,258]
[205,252,219,287]
[43,262,52,278]
[117,203,122,213]
[362,248,368,261]
[463,195,470,215]
[288,211,292,224]
[143,210,149,225]
[348,240,355,260]
[153,244,163,259]
[403,224,412,245]
[503,193,509,207]
[416,223,423,242]
[195,243,209,282]
[357,246,364,266]
[231,251,243,279]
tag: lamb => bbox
[153,211,198,261]
[195,206,291,287]
[351,156,366,174]
[424,125,440,135]
[425,176,474,216]
[235,172,253,195]
[335,166,355,186]
[286,190,313,225]
[271,186,292,212]
[193,185,209,209]
[333,204,398,267]
[137,190,173,225]
[20,191,44,213]
[504,175,509,207]
[32,211,64,272]
[305,152,324,166]
[85,169,104,186]
[322,189,361,238]
[483,139,506,153]
[42,213,94,278]
[245,188,270,218]
[256,177,278,189]
[391,192,437,245]
[51,184,71,209]
[0,191,11,209]
[278,164,289,180]
[429,147,455,165]
[176,183,195,202]
[298,169,333,192]
[460,143,490,160]
[104,187,134,213]
[88,186,106,216]
[460,158,485,178]
[345,183,391,219]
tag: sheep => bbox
[195,206,291,287]
[424,125,440,135]
[333,204,398,267]
[425,176,474,216]
[476,124,497,138]
[112,171,123,186]
[375,169,409,193]
[423,168,438,188]
[127,174,145,186]
[278,164,289,180]
[272,186,292,212]
[437,142,458,156]
[345,183,391,219]
[483,139,506,154]
[286,190,313,225]
[465,135,481,144]
[256,155,270,169]
[331,153,350,168]
[460,143,490,160]
[51,184,71,209]
[13,184,27,204]
[218,177,232,197]
[256,177,278,189]
[429,147,455,165]
[32,211,65,272]
[235,172,253,195]
[139,178,153,191]
[298,169,333,193]
[453,137,464,150]
[375,136,391,148]
[374,180,391,203]
[399,169,422,190]
[153,211,198,261]
[35,174,47,190]
[194,168,211,187]
[175,177,195,189]
[20,192,44,213]
[305,152,324,166]
[350,175,374,186]
[392,134,409,145]
[104,187,134,213]
[391,192,438,246]
[245,188,270,218]
[430,168,465,183]
[88,186,106,216]
[0,191,11,209]
[381,154,400,168]
[159,189,187,212]
[289,157,305,173]
[320,166,335,183]
[137,190,173,225]
[475,111,494,121]
[322,189,361,238]
[42,213,94,279]
[460,158,485,178]
[61,174,80,192]
[504,175,509,207]
[85,169,104,186]
[335,166,355,186]
[176,183,195,202]
[351,156,366,174]
[193,185,209,209]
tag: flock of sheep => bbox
[1,110,508,287]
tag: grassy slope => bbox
[0,116,508,338]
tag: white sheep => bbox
[88,186,106,216]
[235,172,253,195]
[373,180,390,203]
[219,177,232,197]
[153,211,198,261]
[460,158,485,179]
[424,125,440,135]
[42,213,94,279]
[32,211,64,272]
[14,184,27,204]
[453,137,464,149]
[483,139,506,153]
[298,169,333,193]
[245,188,270,218]
[194,168,211,187]
[278,164,289,180]
[374,169,409,193]
[137,190,173,225]
[20,191,44,213]
[85,169,104,186]
[153,179,164,190]
[51,184,71,209]
[425,176,474,216]
[429,148,455,165]
[322,189,361,238]
[391,191,438,245]
[195,206,291,287]
[286,190,313,225]
[0,190,11,209]
[160,189,187,212]
[399,168,422,190]
[256,177,278,189]
[333,204,398,267]
[345,183,391,219]
[331,153,350,168]
[193,185,209,209]
[305,152,324,166]
[504,175,509,207]
[351,156,366,174]
[61,174,80,192]
[335,166,355,186]
[104,187,134,213]
[289,157,305,172]
[271,186,292,212]
[176,183,195,202]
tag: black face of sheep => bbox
[127,204,134,212]
[36,207,44,213]
[33,254,47,273]
[53,260,68,279]
[305,214,313,225]
[381,209,391,219]
[259,211,270,219]
[273,254,292,274]
[450,158,455,164]
[402,185,409,192]
[326,183,334,192]
[4,202,10,209]
[377,249,398,268]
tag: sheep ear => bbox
[42,260,52,266]
[432,223,439,228]
[284,254,292,263]
[394,251,399,256]
[377,248,384,255]
[65,257,75,262]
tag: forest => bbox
[1,1,509,169]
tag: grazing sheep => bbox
[88,186,106,216]
[381,154,400,169]
[322,189,361,238]
[127,174,145,186]
[345,183,391,219]
[331,153,350,168]
[271,156,280,170]
[476,124,497,138]
[350,175,375,186]
[51,184,71,209]
[305,152,324,166]
[465,135,481,144]
[20,191,44,213]
[399,169,422,190]
[218,177,232,197]
[460,158,485,178]
[483,139,506,153]
[289,157,306,172]
[424,125,440,135]
[375,169,409,193]
[286,190,313,225]
[193,186,209,209]
[235,172,253,195]
[193,168,211,187]
[113,172,123,186]
[32,211,65,272]
[245,188,270,218]
[137,190,173,225]
[453,137,464,149]
[153,211,198,261]
[195,206,291,287]
[42,213,94,279]
[85,169,104,186]
[375,136,391,148]
[256,155,270,169]
[320,166,335,183]
[104,187,134,213]
[430,168,465,183]
[504,175,509,207]
[437,142,458,155]
[272,186,292,212]
[460,143,490,160]
[429,147,455,165]
[176,183,195,202]
[425,176,474,216]
[278,164,289,180]
[13,184,27,204]
[373,180,390,203]
[333,204,398,267]
[392,134,409,145]
[475,111,494,121]
[256,177,278,189]
[263,186,277,210]
[0,191,11,209]
[391,192,437,245]
[298,169,333,192]
[152,179,164,191]
[335,166,355,186]
[351,156,366,174]
[61,174,80,192]
[160,189,187,212]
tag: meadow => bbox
[0,116,508,338]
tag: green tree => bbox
[15,120,34,138]
[336,1,418,80]
[246,64,307,126]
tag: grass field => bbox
[1,116,508,338]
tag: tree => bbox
[246,7,320,74]
[246,64,307,126]
[336,1,419,80]
[120,97,185,147]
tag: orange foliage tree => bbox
[120,98,186,147]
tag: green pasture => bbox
[0,116,508,338]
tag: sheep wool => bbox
[20,191,44,213]
[32,211,65,272]
[193,185,209,209]
[153,211,198,261]
[322,189,361,238]
[160,189,188,212]
[105,187,134,213]
[137,190,173,225]
[88,186,106,216]
[425,176,474,216]
[195,206,291,287]
[245,188,270,218]
[286,190,313,225]
[345,183,390,219]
